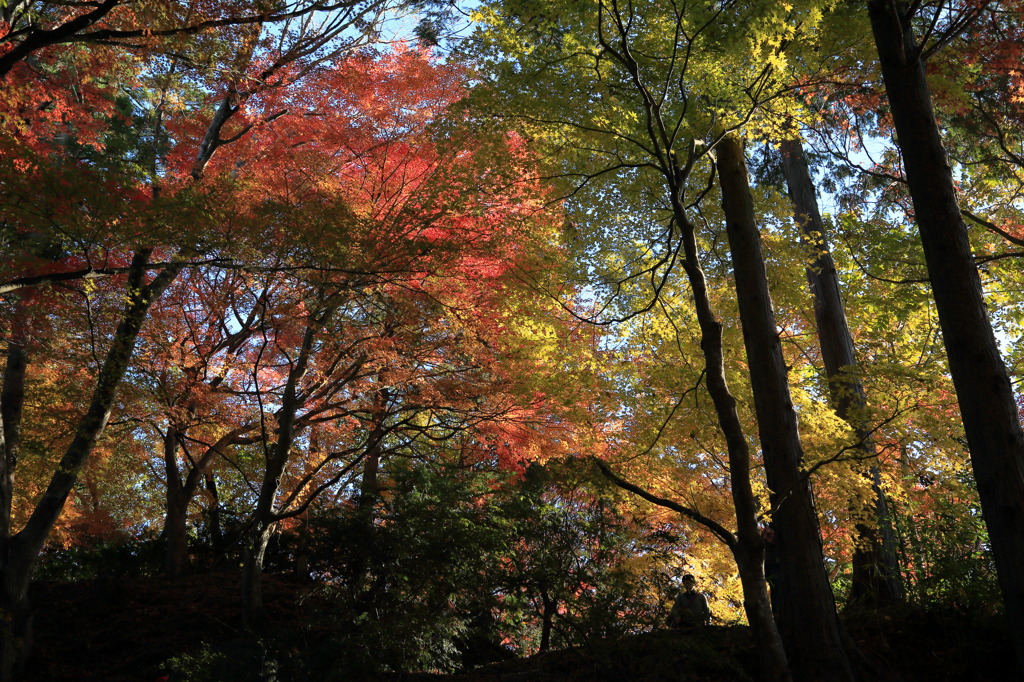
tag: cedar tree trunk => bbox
[779,138,903,606]
[718,133,856,681]
[867,1,1024,671]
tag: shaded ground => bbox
[26,574,1013,681]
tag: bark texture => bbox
[779,138,902,606]
[867,1,1024,672]
[718,133,856,682]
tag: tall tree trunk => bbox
[0,251,180,680]
[867,2,1024,671]
[0,298,29,682]
[1,297,28,553]
[718,132,856,681]
[779,138,903,606]
[666,161,792,682]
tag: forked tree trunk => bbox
[718,133,856,681]
[241,518,276,627]
[779,138,903,606]
[241,317,320,628]
[867,1,1024,672]
[164,427,251,576]
[241,445,289,628]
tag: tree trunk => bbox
[163,427,190,577]
[779,138,903,606]
[241,317,319,628]
[538,587,555,653]
[241,518,275,627]
[667,161,792,682]
[164,428,249,576]
[1,297,28,551]
[867,2,1024,671]
[350,390,388,597]
[0,251,180,679]
[0,536,33,682]
[732,540,789,680]
[241,443,290,628]
[204,472,225,566]
[718,132,856,681]
[349,442,381,596]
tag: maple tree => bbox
[0,1,430,673]
[3,0,1024,678]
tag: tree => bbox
[0,2,403,672]
[0,1,395,79]
[865,0,1024,670]
[718,131,855,679]
[469,0,878,678]
[141,45,576,625]
[779,138,903,605]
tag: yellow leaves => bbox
[765,51,790,74]
[470,6,537,60]
[792,387,856,466]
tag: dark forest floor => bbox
[24,573,1013,681]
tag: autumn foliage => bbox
[2,1,1023,680]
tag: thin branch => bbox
[592,457,736,548]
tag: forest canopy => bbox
[1,1,1023,680]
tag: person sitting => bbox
[666,574,711,627]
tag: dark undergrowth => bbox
[25,573,1013,681]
